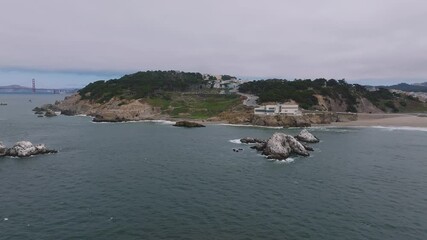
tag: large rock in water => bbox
[0,142,7,156]
[295,129,319,143]
[6,141,57,157]
[262,133,309,159]
[173,121,205,128]
[240,130,319,160]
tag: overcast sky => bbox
[1,0,426,88]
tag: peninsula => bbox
[38,70,427,127]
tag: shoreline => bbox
[329,113,427,128]
[65,111,427,129]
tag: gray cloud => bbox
[1,0,426,82]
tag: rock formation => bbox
[295,129,320,143]
[173,121,206,128]
[240,137,266,144]
[44,109,57,117]
[261,133,309,159]
[51,94,162,122]
[0,142,7,156]
[240,130,319,160]
[0,141,57,157]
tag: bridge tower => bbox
[32,79,36,93]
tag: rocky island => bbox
[0,141,57,157]
[35,70,427,127]
[240,129,319,160]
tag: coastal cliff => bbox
[47,94,356,127]
[54,94,163,122]
[218,109,357,127]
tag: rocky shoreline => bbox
[35,94,358,127]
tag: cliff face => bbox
[54,94,162,121]
[249,112,356,127]
[218,108,357,127]
[314,95,383,113]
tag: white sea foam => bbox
[273,158,295,164]
[229,139,242,144]
[142,120,176,125]
[91,119,176,125]
[218,123,283,129]
[307,126,354,133]
[368,126,427,132]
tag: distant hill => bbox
[0,84,78,94]
[413,82,427,87]
[0,85,31,89]
[377,83,427,93]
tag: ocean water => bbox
[1,94,427,240]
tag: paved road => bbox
[237,92,259,107]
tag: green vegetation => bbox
[239,78,359,111]
[221,75,234,80]
[146,93,241,119]
[239,79,427,113]
[79,70,206,103]
[77,70,242,119]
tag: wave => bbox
[368,126,427,132]
[306,126,355,133]
[139,120,176,124]
[229,139,242,144]
[218,123,283,129]
[272,158,295,164]
[91,119,176,125]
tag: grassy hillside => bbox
[77,70,242,119]
[146,93,241,119]
[239,79,427,113]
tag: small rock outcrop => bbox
[240,130,319,160]
[173,121,206,128]
[61,109,77,116]
[0,141,57,158]
[240,137,266,144]
[295,129,320,143]
[44,109,57,117]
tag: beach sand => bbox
[331,113,427,128]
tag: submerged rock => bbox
[295,129,319,143]
[3,141,57,157]
[173,121,205,128]
[240,137,266,144]
[250,143,266,151]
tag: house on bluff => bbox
[254,103,302,116]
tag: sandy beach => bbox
[331,113,427,128]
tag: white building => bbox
[254,104,302,116]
